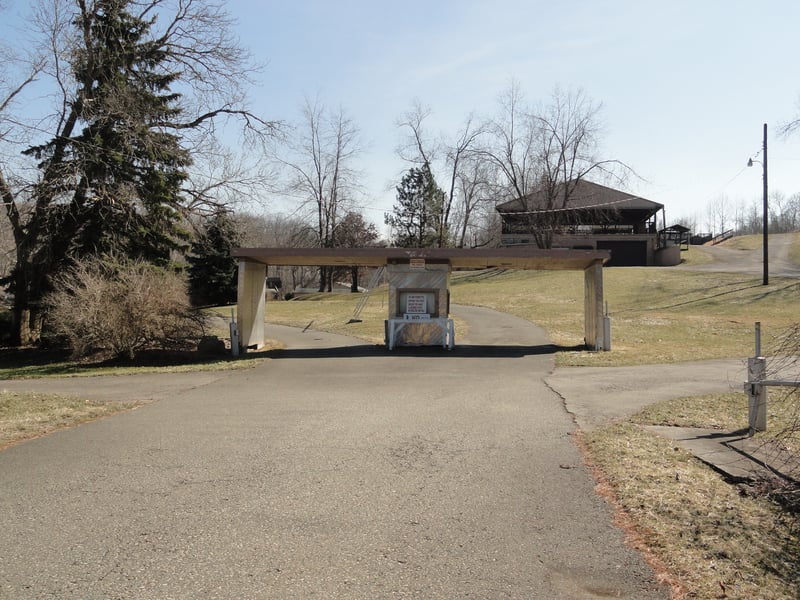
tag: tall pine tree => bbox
[8,0,192,342]
[385,162,446,247]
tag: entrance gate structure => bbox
[230,247,610,352]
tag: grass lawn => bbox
[0,390,142,450]
[2,233,799,597]
[0,347,272,380]
[584,389,800,599]
[263,244,799,367]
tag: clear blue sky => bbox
[4,0,800,232]
[233,0,800,230]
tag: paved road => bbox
[0,307,668,599]
[546,358,746,431]
[675,232,800,277]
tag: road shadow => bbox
[267,343,587,360]
[685,427,750,441]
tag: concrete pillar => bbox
[237,260,266,351]
[584,260,605,351]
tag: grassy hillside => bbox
[265,242,799,367]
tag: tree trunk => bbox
[318,266,333,293]
[9,251,43,345]
[350,266,359,293]
[12,307,42,346]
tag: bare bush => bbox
[45,257,207,359]
[769,322,800,408]
[761,324,800,510]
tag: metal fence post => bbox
[230,309,240,357]
[602,302,611,351]
[747,356,767,435]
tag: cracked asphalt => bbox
[0,307,669,599]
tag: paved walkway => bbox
[675,232,800,278]
[546,359,800,483]
[0,307,669,599]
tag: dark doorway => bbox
[597,241,648,266]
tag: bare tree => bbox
[234,211,316,292]
[705,194,730,237]
[396,99,435,167]
[746,198,763,235]
[452,154,494,247]
[781,94,800,137]
[675,213,699,235]
[0,0,277,344]
[396,102,484,247]
[476,80,540,204]
[277,98,362,291]
[440,116,485,247]
[731,197,748,234]
[770,190,800,233]
[481,83,631,248]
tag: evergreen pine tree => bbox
[66,0,192,264]
[385,163,445,247]
[9,0,192,342]
[2,0,275,345]
[187,211,241,306]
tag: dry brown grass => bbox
[790,233,800,264]
[258,256,799,369]
[454,267,798,366]
[584,421,800,599]
[630,393,749,431]
[719,232,800,262]
[0,390,141,450]
[585,385,800,599]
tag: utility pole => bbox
[761,123,769,286]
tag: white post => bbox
[584,260,605,351]
[236,260,266,352]
[755,321,761,356]
[602,301,612,352]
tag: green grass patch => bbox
[0,390,141,449]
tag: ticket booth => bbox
[385,260,454,350]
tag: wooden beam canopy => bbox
[232,246,609,271]
[232,247,611,351]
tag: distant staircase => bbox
[710,229,735,245]
[349,266,385,323]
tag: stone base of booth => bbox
[386,318,454,350]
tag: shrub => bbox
[45,256,207,359]
[764,324,800,510]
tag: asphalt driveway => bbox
[0,307,668,599]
